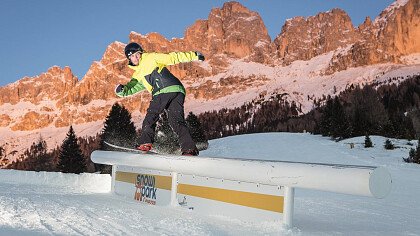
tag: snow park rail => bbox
[91,150,392,229]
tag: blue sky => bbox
[0,0,393,86]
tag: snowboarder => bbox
[115,42,205,156]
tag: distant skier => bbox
[115,42,205,156]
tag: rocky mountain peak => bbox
[126,1,272,73]
[273,7,360,64]
[375,0,420,55]
[0,66,78,106]
[374,0,410,28]
[358,16,373,32]
[326,0,419,74]
[62,41,131,107]
[100,41,127,65]
[183,1,272,64]
[221,1,251,15]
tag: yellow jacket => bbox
[116,51,199,97]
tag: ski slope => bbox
[0,133,419,235]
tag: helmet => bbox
[124,42,143,59]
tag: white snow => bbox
[254,40,269,47]
[373,0,410,33]
[241,16,259,22]
[401,53,420,65]
[1,133,419,235]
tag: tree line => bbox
[6,127,96,174]
[198,93,301,139]
[198,75,419,140]
[313,75,419,139]
[5,103,208,173]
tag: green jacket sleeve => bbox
[154,51,199,66]
[115,78,145,97]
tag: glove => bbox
[195,51,205,61]
[115,84,124,94]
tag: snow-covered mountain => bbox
[0,0,419,165]
[0,133,419,235]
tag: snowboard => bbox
[103,141,158,155]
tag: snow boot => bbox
[137,143,153,152]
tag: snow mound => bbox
[0,169,111,193]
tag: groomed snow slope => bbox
[0,133,419,235]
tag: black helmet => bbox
[124,42,143,59]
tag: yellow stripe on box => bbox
[115,171,283,213]
[115,171,172,190]
[178,184,284,213]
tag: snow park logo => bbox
[134,174,157,205]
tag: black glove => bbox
[195,51,205,61]
[115,84,124,94]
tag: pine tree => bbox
[384,139,394,150]
[25,137,55,172]
[78,134,101,173]
[99,103,137,174]
[331,97,352,139]
[404,148,417,163]
[186,112,206,143]
[365,135,373,148]
[186,112,208,151]
[350,86,389,136]
[319,97,334,137]
[386,110,416,139]
[318,96,352,140]
[6,136,55,171]
[101,103,137,149]
[57,126,86,174]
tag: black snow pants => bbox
[138,92,197,152]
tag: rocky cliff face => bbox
[375,0,420,55]
[129,1,272,73]
[202,2,273,64]
[273,8,361,64]
[0,66,78,106]
[326,0,420,73]
[0,66,79,130]
[0,0,418,132]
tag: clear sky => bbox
[0,0,394,87]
